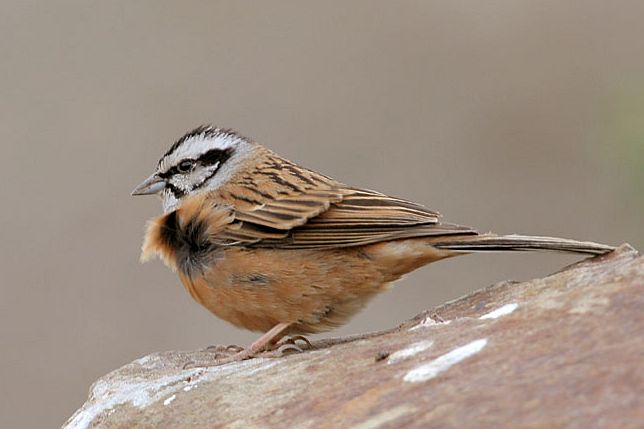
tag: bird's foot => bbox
[247,335,314,358]
[183,347,255,369]
[183,323,307,368]
[204,344,245,356]
[276,335,314,351]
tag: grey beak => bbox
[131,174,166,196]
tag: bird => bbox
[132,125,614,359]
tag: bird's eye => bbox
[177,160,195,173]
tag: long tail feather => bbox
[431,234,614,256]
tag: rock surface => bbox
[63,245,643,429]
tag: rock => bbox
[63,245,643,429]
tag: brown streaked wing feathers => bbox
[211,152,476,248]
[215,186,477,249]
[255,222,476,249]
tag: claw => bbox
[182,348,256,369]
[271,343,304,356]
[276,335,314,350]
[289,335,314,349]
[186,326,312,368]
[205,344,245,354]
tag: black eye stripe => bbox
[191,149,235,191]
[198,148,234,167]
[159,148,234,179]
[159,125,243,163]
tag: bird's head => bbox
[131,125,256,212]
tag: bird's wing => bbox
[210,157,348,243]
[243,188,476,249]
[211,155,476,249]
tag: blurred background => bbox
[1,1,643,427]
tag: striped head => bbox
[132,125,258,212]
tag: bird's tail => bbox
[430,234,614,256]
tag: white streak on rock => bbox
[240,360,280,376]
[163,394,176,406]
[479,303,519,320]
[387,340,434,364]
[404,339,488,383]
[352,405,416,429]
[133,355,154,366]
[409,317,450,331]
[183,384,198,392]
[63,358,278,429]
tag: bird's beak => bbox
[131,174,166,196]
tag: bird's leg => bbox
[206,323,292,355]
[215,322,293,362]
[185,323,293,368]
[248,322,292,353]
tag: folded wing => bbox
[211,154,476,249]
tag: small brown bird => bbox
[132,125,613,357]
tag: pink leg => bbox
[249,322,292,353]
[184,323,293,368]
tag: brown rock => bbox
[63,245,643,429]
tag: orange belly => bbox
[177,239,454,334]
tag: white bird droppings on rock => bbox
[133,354,154,366]
[387,340,434,364]
[404,339,488,383]
[351,405,416,429]
[409,316,450,331]
[62,357,278,429]
[183,384,198,392]
[479,303,519,320]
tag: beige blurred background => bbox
[1,1,643,427]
